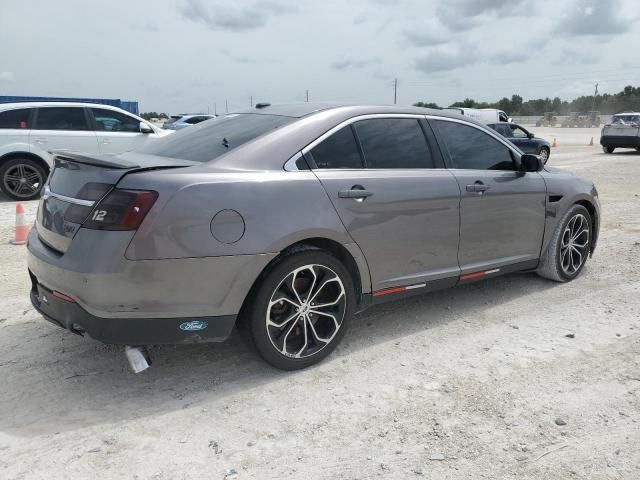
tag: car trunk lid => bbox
[36,152,194,253]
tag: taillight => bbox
[82,189,158,231]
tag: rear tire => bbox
[0,157,47,201]
[537,204,591,282]
[246,249,356,370]
[602,146,615,154]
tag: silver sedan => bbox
[27,103,600,370]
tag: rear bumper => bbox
[30,272,235,344]
[27,226,277,344]
[600,135,640,148]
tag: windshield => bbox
[611,114,640,125]
[139,113,295,162]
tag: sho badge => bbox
[179,320,208,331]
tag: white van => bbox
[443,107,511,124]
[0,102,172,200]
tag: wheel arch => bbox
[0,151,51,176]
[237,237,371,327]
[574,199,599,254]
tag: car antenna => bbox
[255,102,271,109]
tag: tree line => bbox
[414,85,640,116]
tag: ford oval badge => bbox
[179,320,208,331]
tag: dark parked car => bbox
[488,122,551,163]
[28,104,599,371]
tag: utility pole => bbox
[591,82,599,112]
[214,103,217,115]
[306,89,309,102]
[225,99,228,113]
[393,78,398,105]
[250,95,253,107]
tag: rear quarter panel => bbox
[120,169,357,259]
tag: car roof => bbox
[613,112,640,115]
[231,102,474,122]
[0,101,135,113]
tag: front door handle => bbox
[338,186,373,200]
[466,181,490,193]
[102,139,113,144]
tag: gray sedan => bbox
[27,104,600,370]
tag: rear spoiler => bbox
[50,151,140,169]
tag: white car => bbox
[0,102,171,200]
[442,107,511,124]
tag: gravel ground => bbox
[0,140,639,479]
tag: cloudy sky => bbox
[1,0,638,114]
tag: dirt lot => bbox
[1,132,639,479]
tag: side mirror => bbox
[527,132,535,139]
[520,154,543,172]
[140,122,154,134]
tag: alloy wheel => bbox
[539,148,549,162]
[266,264,346,359]
[3,163,43,199]
[560,213,590,276]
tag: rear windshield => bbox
[611,115,640,125]
[139,113,294,162]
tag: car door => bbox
[507,124,536,153]
[305,115,461,295]
[32,107,99,154]
[431,118,546,276]
[90,107,157,154]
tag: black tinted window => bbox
[354,118,433,168]
[35,107,89,130]
[185,116,209,124]
[138,113,293,162]
[435,120,514,170]
[91,108,141,132]
[311,126,363,169]
[0,108,31,129]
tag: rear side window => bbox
[310,126,363,169]
[0,108,31,129]
[91,108,141,132]
[434,120,514,171]
[354,118,433,168]
[35,107,89,131]
[138,113,294,162]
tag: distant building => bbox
[0,95,139,114]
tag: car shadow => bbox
[1,271,557,438]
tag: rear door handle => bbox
[466,182,490,193]
[34,139,48,144]
[338,186,373,200]
[102,139,113,144]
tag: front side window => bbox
[0,108,31,129]
[138,113,294,162]
[185,116,210,124]
[35,107,89,131]
[91,108,141,132]
[509,125,528,138]
[310,126,363,169]
[353,118,434,169]
[435,120,514,171]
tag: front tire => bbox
[537,205,592,282]
[247,249,356,370]
[602,146,615,154]
[538,146,550,164]
[0,158,47,201]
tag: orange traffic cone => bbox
[588,136,594,146]
[11,203,30,245]
[552,137,557,148]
